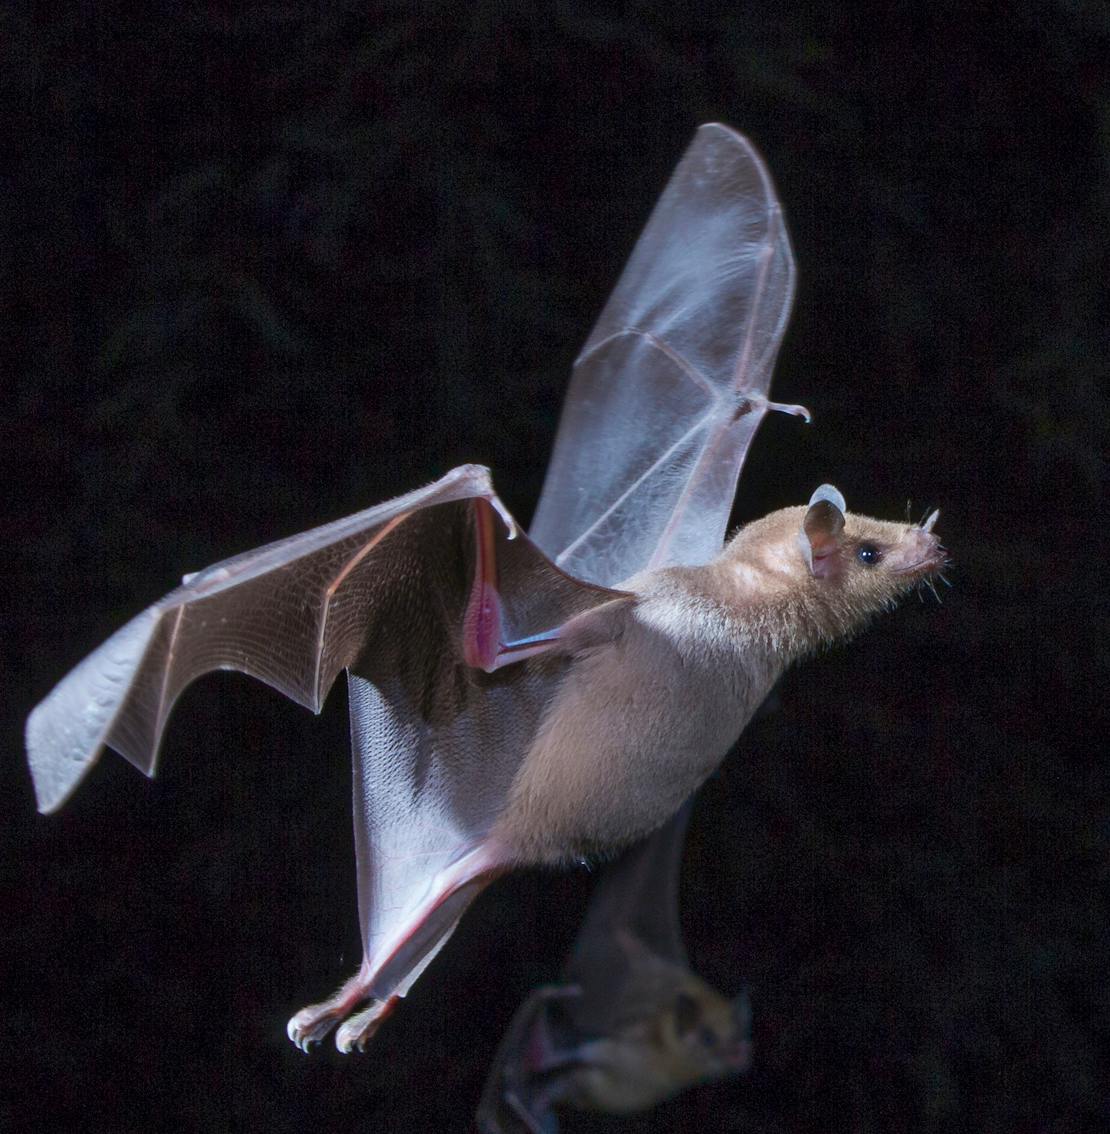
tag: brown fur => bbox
[556,943,750,1113]
[713,506,944,657]
[495,501,944,865]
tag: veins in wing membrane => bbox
[556,407,716,567]
[579,328,716,399]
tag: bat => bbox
[476,800,752,1133]
[25,123,946,1057]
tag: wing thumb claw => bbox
[764,398,811,423]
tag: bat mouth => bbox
[892,550,947,577]
[891,514,946,577]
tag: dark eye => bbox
[699,1026,719,1049]
[857,543,882,566]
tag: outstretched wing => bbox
[26,464,621,815]
[529,122,803,588]
[561,799,694,1034]
[567,797,693,980]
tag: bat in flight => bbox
[477,799,752,1133]
[26,123,945,1056]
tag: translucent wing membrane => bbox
[28,457,628,1054]
[26,466,525,813]
[564,801,693,1032]
[530,123,800,587]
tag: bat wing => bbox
[529,123,804,588]
[567,797,693,977]
[475,802,698,1128]
[340,500,629,999]
[476,983,576,1134]
[26,464,623,816]
[561,799,694,1034]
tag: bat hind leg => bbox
[288,842,507,1052]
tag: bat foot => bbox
[287,969,394,1053]
[286,847,505,1054]
[335,996,399,1053]
[287,1003,348,1052]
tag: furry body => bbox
[498,503,944,864]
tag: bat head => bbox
[717,485,947,656]
[666,980,753,1081]
[798,482,945,580]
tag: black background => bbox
[3,5,1107,1132]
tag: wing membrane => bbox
[530,123,797,586]
[565,799,693,1014]
[340,503,626,967]
[26,465,611,815]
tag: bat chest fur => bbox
[559,1032,692,1113]
[498,570,779,864]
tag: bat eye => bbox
[699,1026,719,1049]
[857,543,882,567]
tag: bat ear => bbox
[674,991,703,1038]
[798,484,846,578]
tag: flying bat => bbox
[477,800,752,1133]
[25,123,945,1056]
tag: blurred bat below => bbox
[25,124,945,1058]
[477,801,751,1133]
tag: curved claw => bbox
[287,1002,347,1052]
[485,491,519,539]
[335,996,399,1053]
[763,396,812,423]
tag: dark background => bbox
[3,4,1107,1132]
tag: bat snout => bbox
[890,525,946,577]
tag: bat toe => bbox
[287,1003,345,1052]
[335,996,398,1053]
